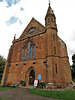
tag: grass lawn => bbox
[30,88,75,100]
[0,86,14,91]
[0,97,11,100]
[0,86,14,100]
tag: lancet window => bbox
[21,42,36,60]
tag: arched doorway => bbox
[25,66,37,85]
[29,70,35,85]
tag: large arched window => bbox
[21,42,36,60]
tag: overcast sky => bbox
[0,0,75,65]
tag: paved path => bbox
[0,88,59,100]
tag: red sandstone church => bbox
[1,3,72,88]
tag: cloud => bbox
[14,0,20,5]
[68,46,75,56]
[67,30,75,55]
[0,0,3,2]
[6,0,20,7]
[6,16,22,25]
[20,7,24,11]
[19,20,23,24]
[70,30,75,41]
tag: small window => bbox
[48,18,50,23]
[24,63,26,65]
[51,18,53,22]
[28,28,36,35]
[54,47,56,55]
[53,35,55,41]
[9,64,11,67]
[16,64,18,66]
[55,64,57,73]
[33,62,36,64]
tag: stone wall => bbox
[1,18,72,87]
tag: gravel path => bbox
[0,88,60,100]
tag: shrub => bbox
[10,82,19,87]
[20,80,26,86]
[6,82,12,87]
[38,82,46,88]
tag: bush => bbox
[38,82,46,88]
[0,55,6,83]
[20,80,26,86]
[10,82,19,87]
[6,82,12,87]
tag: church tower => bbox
[45,2,58,57]
[45,1,72,87]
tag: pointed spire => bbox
[45,1,54,18]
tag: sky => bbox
[0,0,75,65]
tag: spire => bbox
[45,1,54,18]
[45,1,56,28]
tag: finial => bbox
[49,0,50,6]
[14,34,16,40]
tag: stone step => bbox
[19,85,34,89]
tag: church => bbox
[1,2,72,88]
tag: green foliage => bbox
[71,54,75,79]
[72,54,75,64]
[0,55,6,83]
[0,97,11,100]
[38,82,46,88]
[73,80,75,83]
[30,88,75,100]
[20,80,26,86]
[0,86,14,91]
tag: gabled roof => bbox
[20,17,45,38]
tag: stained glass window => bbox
[21,41,36,60]
[27,42,30,59]
[21,48,24,60]
[33,46,36,58]
[24,47,27,60]
[30,46,32,59]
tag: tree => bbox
[0,55,6,83]
[71,54,75,80]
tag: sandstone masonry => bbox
[1,3,72,88]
